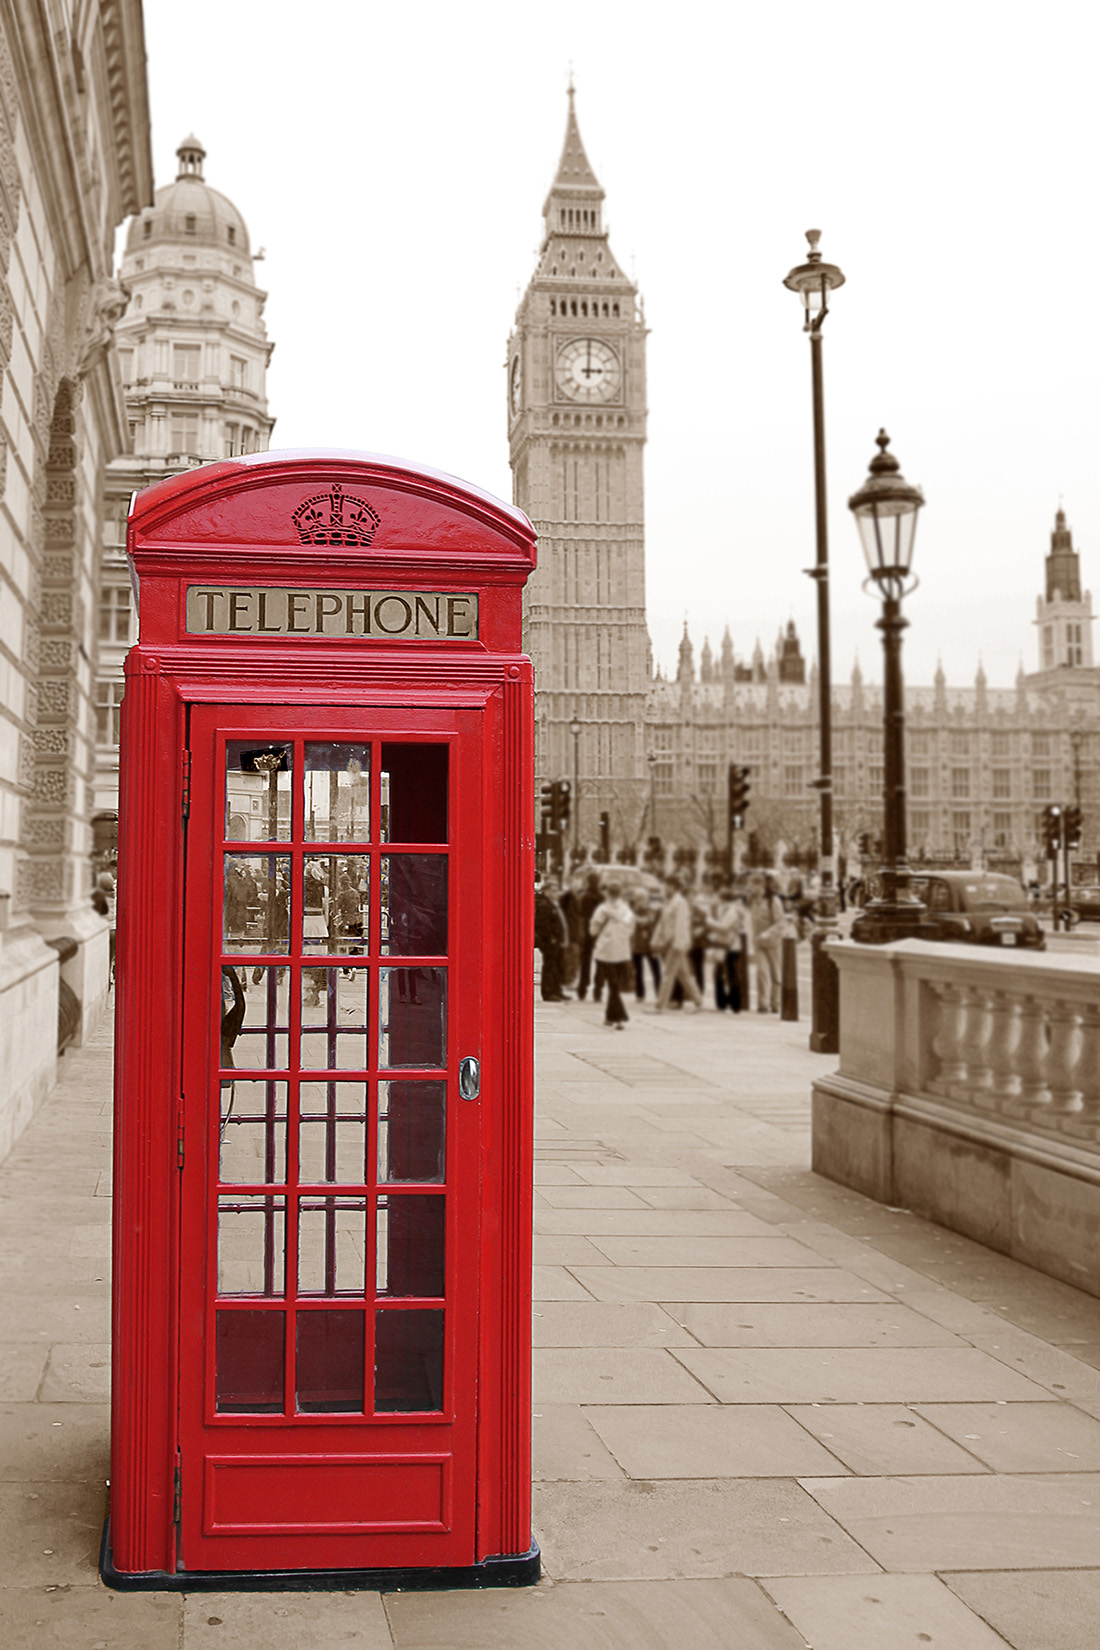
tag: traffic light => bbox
[1043,803,1063,857]
[1065,805,1083,851]
[728,764,751,832]
[598,810,610,860]
[554,778,571,828]
[539,781,556,831]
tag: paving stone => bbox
[0,1343,50,1403]
[912,1400,1100,1471]
[532,1266,597,1302]
[534,1209,781,1237]
[583,1403,847,1478]
[764,1573,1012,1650]
[537,1186,652,1208]
[941,1569,1100,1650]
[383,1577,809,1649]
[0,1291,110,1343]
[533,1478,880,1581]
[674,1347,1050,1404]
[533,1348,714,1405]
[0,1402,109,1482]
[0,1584,180,1648]
[0,1477,108,1586]
[665,1302,962,1349]
[587,1235,823,1268]
[182,1591,393,1646]
[634,1186,737,1210]
[573,1166,699,1187]
[784,1404,989,1475]
[532,1404,627,1481]
[568,1267,892,1305]
[533,1236,612,1267]
[799,1473,1100,1570]
[963,1325,1100,1415]
[38,1342,110,1403]
[531,1302,693,1349]
[533,1163,585,1185]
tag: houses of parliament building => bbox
[507,93,1099,872]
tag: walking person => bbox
[588,879,635,1028]
[749,873,785,1013]
[535,877,569,1002]
[653,876,704,1012]
[711,883,746,1012]
[630,891,661,1001]
[576,871,604,1002]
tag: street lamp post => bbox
[848,431,926,944]
[569,715,582,857]
[647,751,658,842]
[784,229,846,1052]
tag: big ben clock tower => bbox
[508,89,651,837]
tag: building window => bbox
[173,344,201,385]
[992,768,1012,799]
[783,766,803,795]
[868,765,884,791]
[910,767,930,798]
[909,732,930,756]
[102,503,129,551]
[118,350,134,383]
[1031,733,1051,758]
[170,413,200,453]
[185,213,196,233]
[697,763,718,795]
[228,225,236,244]
[95,679,125,746]
[98,585,132,643]
[653,762,674,796]
[224,422,239,457]
[653,727,673,752]
[1031,768,1051,799]
[910,810,931,842]
[952,811,971,849]
[992,812,1012,846]
[950,733,970,757]
[951,768,970,799]
[1043,627,1054,668]
[143,219,152,239]
[991,732,1010,757]
[230,356,247,390]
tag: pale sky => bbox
[139,0,1099,690]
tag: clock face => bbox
[555,337,621,403]
[510,354,522,416]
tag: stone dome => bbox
[125,136,250,257]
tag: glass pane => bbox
[220,1078,288,1183]
[296,1310,365,1413]
[381,856,447,956]
[299,1081,369,1183]
[381,744,447,843]
[225,967,290,1070]
[218,1194,285,1296]
[379,969,446,1068]
[302,854,369,954]
[375,1309,444,1413]
[378,1081,445,1183]
[305,743,370,841]
[300,970,370,1070]
[216,1310,284,1413]
[298,1196,366,1294]
[225,742,292,842]
[376,1194,445,1297]
[223,855,290,954]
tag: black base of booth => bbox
[100,1519,540,1593]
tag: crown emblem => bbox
[292,484,380,547]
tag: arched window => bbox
[227,226,236,244]
[581,300,587,317]
[185,213,196,234]
[613,303,620,318]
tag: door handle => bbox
[458,1055,480,1100]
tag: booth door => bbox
[178,706,483,1574]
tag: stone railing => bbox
[812,938,1100,1298]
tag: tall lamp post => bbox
[569,715,582,857]
[784,229,846,1052]
[647,751,658,841]
[849,431,926,943]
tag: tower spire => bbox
[543,88,604,231]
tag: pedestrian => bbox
[749,873,785,1013]
[302,860,329,1005]
[534,877,569,1001]
[630,891,661,1000]
[576,871,603,1001]
[588,879,635,1028]
[711,883,746,1012]
[653,875,703,1012]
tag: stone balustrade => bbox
[812,938,1100,1298]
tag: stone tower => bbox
[97,137,276,811]
[1036,506,1094,672]
[507,90,650,836]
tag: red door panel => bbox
[178,705,482,1573]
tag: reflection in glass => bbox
[223,855,290,954]
[220,1078,288,1184]
[380,745,448,843]
[378,1081,445,1183]
[299,1081,369,1183]
[296,1310,365,1413]
[379,969,446,1068]
[376,1194,445,1297]
[217,1194,285,1296]
[300,970,370,1071]
[225,742,292,843]
[381,856,447,956]
[224,967,289,1070]
[375,1309,444,1413]
[302,855,369,954]
[216,1310,285,1413]
[305,744,370,841]
[298,1196,366,1294]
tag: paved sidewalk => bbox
[3,1001,1100,1647]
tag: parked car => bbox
[1070,886,1100,922]
[906,872,1046,950]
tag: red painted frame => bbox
[110,452,536,1580]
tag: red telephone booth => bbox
[104,452,538,1589]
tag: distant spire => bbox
[543,87,604,227]
[677,621,694,684]
[1046,503,1081,602]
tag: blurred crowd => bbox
[534,866,816,1029]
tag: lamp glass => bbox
[855,500,920,582]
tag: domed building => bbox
[97,138,277,811]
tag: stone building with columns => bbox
[0,0,152,1158]
[96,135,275,812]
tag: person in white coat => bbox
[589,880,636,1028]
